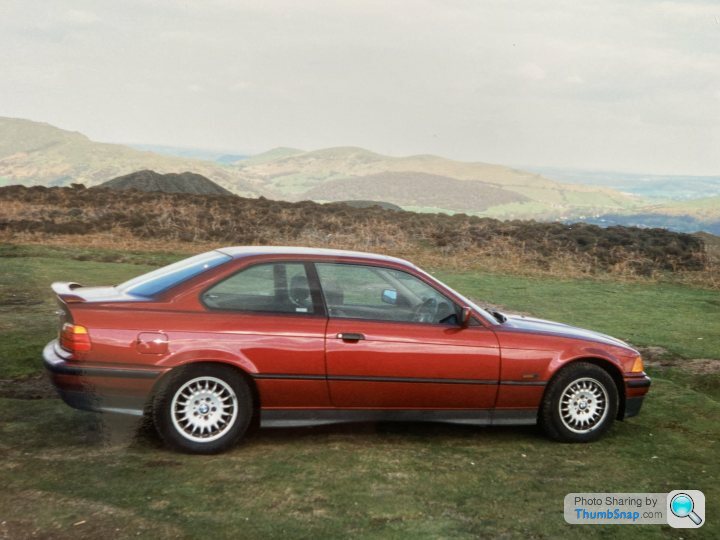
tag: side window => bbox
[202,262,316,315]
[315,263,458,325]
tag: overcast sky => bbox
[1,0,718,174]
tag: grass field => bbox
[1,244,718,538]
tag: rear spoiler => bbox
[51,282,85,304]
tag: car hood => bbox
[499,313,636,351]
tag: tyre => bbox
[153,364,253,454]
[540,362,619,443]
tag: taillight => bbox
[60,323,92,355]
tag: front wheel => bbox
[153,364,253,454]
[540,362,618,443]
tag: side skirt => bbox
[260,409,537,428]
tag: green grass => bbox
[435,271,720,359]
[1,244,718,538]
[1,380,718,538]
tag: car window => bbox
[117,251,231,297]
[315,263,458,324]
[202,262,316,314]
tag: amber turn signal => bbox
[630,355,644,373]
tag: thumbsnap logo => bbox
[667,490,704,528]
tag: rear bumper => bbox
[43,340,163,416]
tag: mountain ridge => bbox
[0,116,640,219]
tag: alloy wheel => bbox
[170,376,239,442]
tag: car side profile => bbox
[43,247,651,453]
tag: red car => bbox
[43,247,650,453]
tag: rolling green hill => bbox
[303,171,528,212]
[232,146,640,218]
[0,117,642,219]
[0,117,260,196]
[650,196,720,221]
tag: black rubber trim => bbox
[253,373,326,381]
[626,377,652,388]
[329,375,497,385]
[253,373,546,386]
[50,363,162,379]
[498,380,547,386]
[55,388,147,415]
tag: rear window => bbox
[117,251,231,297]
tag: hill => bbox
[0,117,642,219]
[232,146,639,218]
[98,170,233,196]
[304,171,528,212]
[0,117,259,196]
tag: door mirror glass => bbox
[381,288,398,305]
[460,306,472,327]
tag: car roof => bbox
[216,246,415,268]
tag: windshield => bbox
[117,251,232,297]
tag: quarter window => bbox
[315,263,458,324]
[202,263,316,314]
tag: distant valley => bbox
[524,166,720,201]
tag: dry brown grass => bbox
[0,185,716,288]
[3,229,717,290]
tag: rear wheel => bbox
[540,362,618,443]
[153,364,253,454]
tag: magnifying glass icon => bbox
[670,493,703,526]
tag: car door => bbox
[197,260,331,408]
[316,262,500,409]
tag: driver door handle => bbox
[337,333,365,341]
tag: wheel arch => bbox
[542,357,626,421]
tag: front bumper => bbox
[623,374,651,419]
[43,340,163,416]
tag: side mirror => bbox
[381,288,398,305]
[459,306,472,328]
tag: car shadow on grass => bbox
[3,396,548,454]
[77,415,547,452]
[246,421,544,446]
